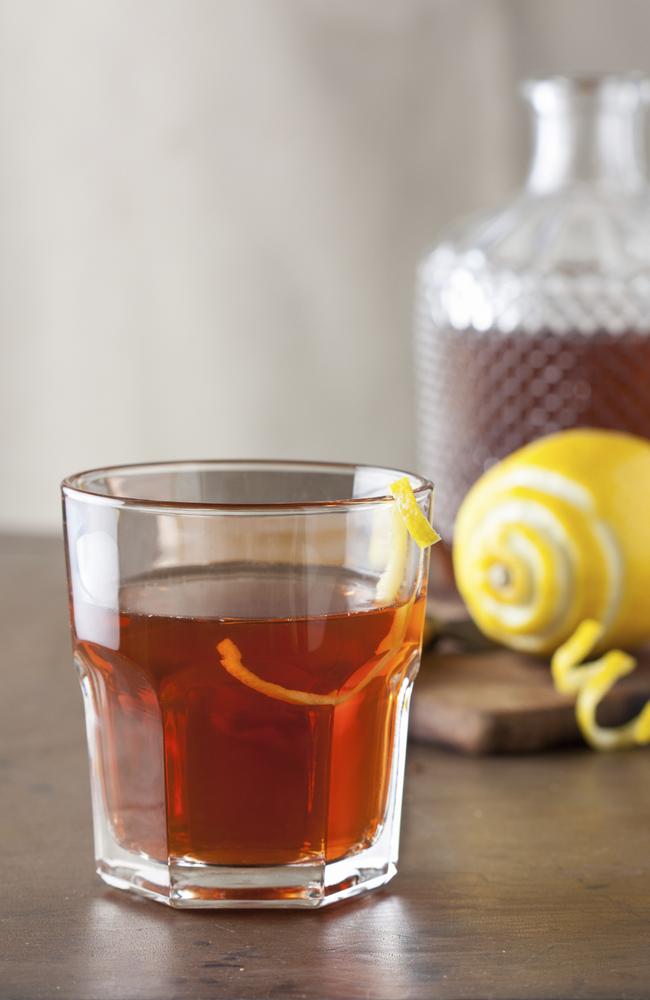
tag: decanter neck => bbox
[524,75,649,195]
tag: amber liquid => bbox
[73,565,425,867]
[418,325,650,540]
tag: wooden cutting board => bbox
[410,631,650,755]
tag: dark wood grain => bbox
[411,646,650,753]
[1,534,649,1000]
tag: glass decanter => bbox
[415,74,650,546]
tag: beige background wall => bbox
[2,0,650,531]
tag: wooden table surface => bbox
[2,534,649,1000]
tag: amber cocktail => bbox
[63,462,432,908]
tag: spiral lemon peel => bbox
[551,619,650,751]
[551,619,605,695]
[455,467,623,655]
[216,598,413,708]
[482,547,531,604]
[491,521,568,638]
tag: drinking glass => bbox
[62,461,432,908]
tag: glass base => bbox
[82,663,414,909]
[96,845,397,909]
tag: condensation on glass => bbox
[416,74,650,543]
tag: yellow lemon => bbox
[453,429,650,655]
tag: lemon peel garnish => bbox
[551,619,605,695]
[368,503,395,571]
[551,620,650,750]
[389,477,440,549]
[372,478,438,606]
[216,601,413,708]
[217,637,340,706]
[575,651,647,750]
[374,506,408,605]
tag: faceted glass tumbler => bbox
[62,461,432,908]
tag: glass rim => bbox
[61,458,433,514]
